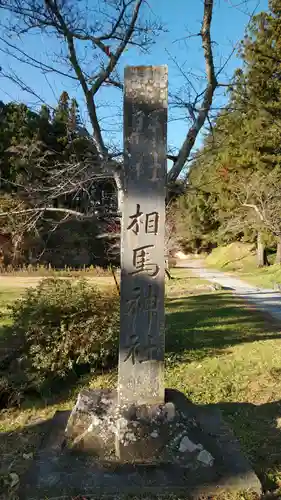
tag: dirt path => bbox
[179,259,281,322]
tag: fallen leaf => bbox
[23,452,33,460]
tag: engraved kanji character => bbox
[141,333,157,362]
[149,151,163,182]
[129,131,140,146]
[145,211,159,235]
[144,285,158,312]
[125,287,141,315]
[145,285,158,337]
[150,164,162,182]
[130,245,159,277]
[127,204,143,235]
[125,287,140,336]
[124,333,140,364]
[134,110,144,130]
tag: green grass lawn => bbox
[1,273,281,497]
[206,258,281,289]
[232,263,281,290]
[204,242,281,290]
[165,293,281,492]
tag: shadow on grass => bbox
[1,292,281,412]
[1,292,281,495]
[217,399,281,492]
[165,293,281,363]
[1,290,281,496]
[0,417,53,497]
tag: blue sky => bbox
[0,0,268,154]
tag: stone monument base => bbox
[21,389,262,499]
[64,388,206,464]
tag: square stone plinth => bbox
[65,388,184,463]
[21,389,262,499]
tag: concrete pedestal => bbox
[21,389,262,499]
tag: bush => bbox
[9,278,120,383]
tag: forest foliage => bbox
[0,92,117,267]
[1,2,281,267]
[175,0,281,266]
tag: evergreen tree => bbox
[69,98,81,132]
[52,91,70,148]
[181,2,281,264]
[53,91,69,125]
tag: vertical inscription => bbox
[118,66,168,406]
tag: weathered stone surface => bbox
[22,389,262,499]
[197,449,215,467]
[65,388,202,464]
[65,389,117,459]
[165,401,176,421]
[116,399,181,463]
[179,435,203,453]
[119,65,168,408]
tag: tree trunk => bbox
[257,232,269,267]
[114,171,124,214]
[276,236,281,265]
[167,0,217,183]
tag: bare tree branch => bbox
[90,0,143,95]
[0,35,78,81]
[168,0,217,183]
[0,207,91,218]
[242,203,265,222]
[0,0,158,163]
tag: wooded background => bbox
[0,0,278,268]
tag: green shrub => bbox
[9,278,120,382]
[0,368,31,407]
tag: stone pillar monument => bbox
[118,65,168,408]
[25,65,261,500]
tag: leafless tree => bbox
[221,170,281,266]
[0,0,260,266]
[167,0,218,183]
[0,0,220,205]
[0,0,162,207]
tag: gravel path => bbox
[179,259,281,322]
